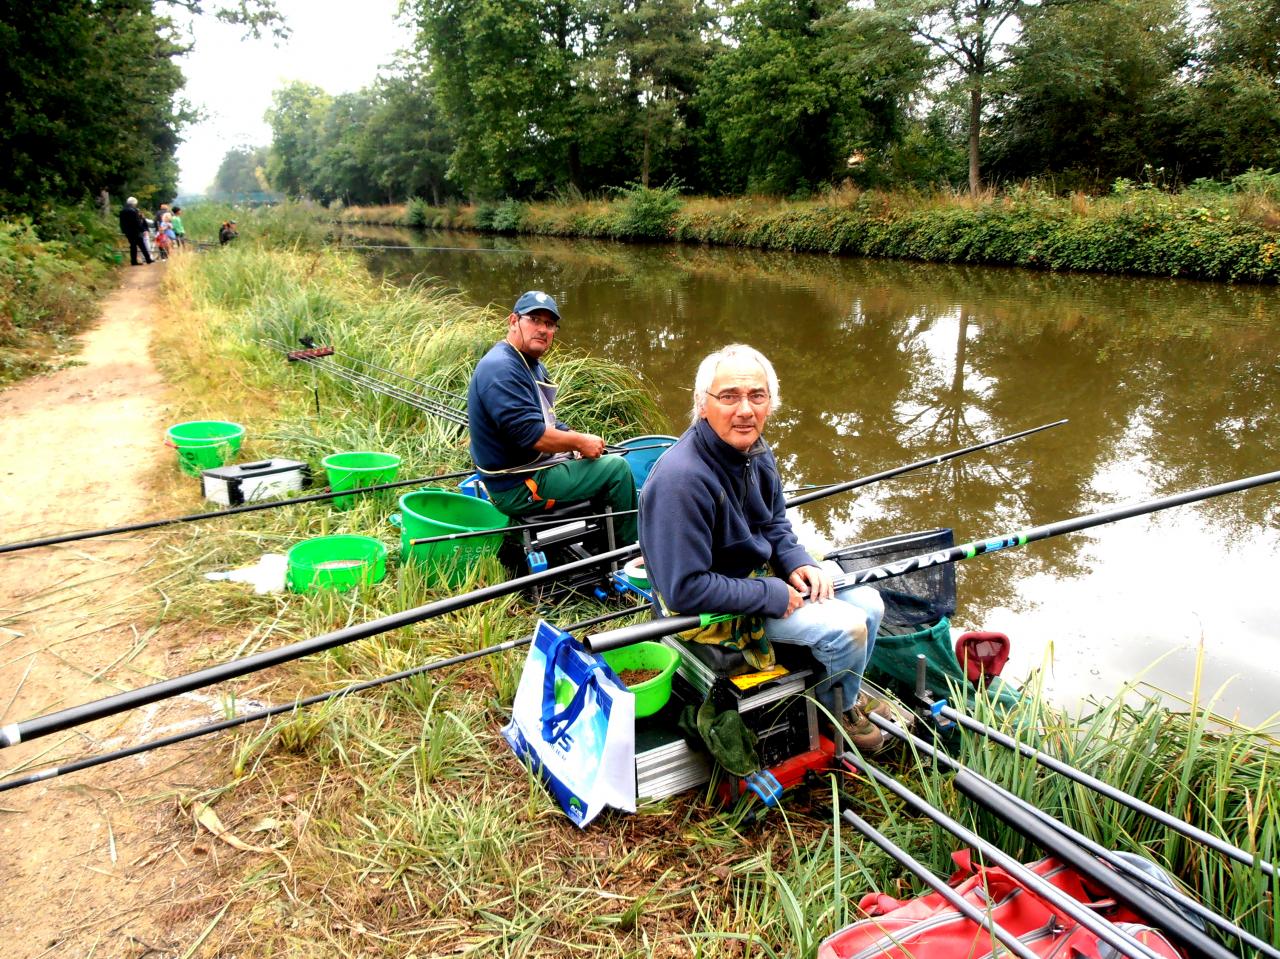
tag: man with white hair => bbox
[117,196,151,266]
[638,343,888,751]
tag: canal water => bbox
[350,227,1280,729]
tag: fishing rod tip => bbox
[0,723,20,748]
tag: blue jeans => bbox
[763,564,883,716]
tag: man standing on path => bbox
[466,290,638,543]
[118,197,151,266]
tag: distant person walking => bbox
[219,220,238,246]
[118,197,151,266]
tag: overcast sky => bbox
[174,0,414,194]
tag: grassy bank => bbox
[138,227,1279,955]
[0,206,117,386]
[337,178,1280,284]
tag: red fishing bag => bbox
[818,851,1187,959]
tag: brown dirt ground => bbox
[0,264,233,958]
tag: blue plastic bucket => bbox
[616,435,677,490]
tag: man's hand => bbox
[789,564,834,604]
[574,432,606,458]
[782,583,806,617]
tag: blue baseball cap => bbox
[512,290,560,320]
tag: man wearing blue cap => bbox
[466,290,638,543]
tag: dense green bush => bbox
[0,215,111,385]
[613,182,683,239]
[404,197,432,228]
[414,189,1280,283]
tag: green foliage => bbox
[0,213,110,385]
[0,2,189,214]
[614,181,683,239]
[404,197,432,228]
[213,146,271,197]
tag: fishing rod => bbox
[0,469,475,556]
[584,468,1280,653]
[870,712,1276,958]
[300,344,468,405]
[0,604,648,793]
[937,704,1279,881]
[0,543,640,750]
[0,419,1062,747]
[785,418,1067,507]
[841,751,1178,959]
[269,339,470,426]
[338,243,531,255]
[834,802,1045,959]
[410,509,638,546]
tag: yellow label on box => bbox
[730,665,790,690]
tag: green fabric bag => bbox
[866,617,1022,715]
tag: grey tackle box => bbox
[201,459,311,506]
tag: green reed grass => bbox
[135,217,1279,956]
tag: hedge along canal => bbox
[348,225,1280,729]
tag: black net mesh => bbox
[825,528,956,632]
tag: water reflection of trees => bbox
[359,226,1280,607]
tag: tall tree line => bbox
[0,1,283,216]
[259,0,1280,203]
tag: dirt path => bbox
[0,264,226,958]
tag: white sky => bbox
[174,0,415,194]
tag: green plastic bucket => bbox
[286,534,387,593]
[601,641,680,718]
[166,420,245,476]
[390,489,509,587]
[323,451,402,510]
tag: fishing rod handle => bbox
[584,614,702,653]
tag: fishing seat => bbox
[505,499,621,602]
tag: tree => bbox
[409,0,596,199]
[846,0,1034,193]
[263,82,332,198]
[698,0,921,195]
[211,145,269,195]
[0,1,285,215]
[595,0,714,187]
[986,0,1190,186]
[1176,0,1280,175]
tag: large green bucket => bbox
[323,451,402,510]
[166,420,245,476]
[390,489,508,587]
[286,534,387,593]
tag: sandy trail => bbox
[0,264,227,958]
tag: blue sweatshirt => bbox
[638,418,814,619]
[466,341,568,491]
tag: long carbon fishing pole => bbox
[841,752,1173,959]
[870,713,1276,958]
[784,418,1067,507]
[584,467,1280,653]
[0,419,1061,748]
[834,802,1044,959]
[0,604,647,793]
[937,704,1280,881]
[0,543,641,750]
[0,468,474,556]
[0,446,669,557]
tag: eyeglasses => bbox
[520,314,560,331]
[706,389,770,407]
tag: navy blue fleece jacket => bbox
[466,341,568,492]
[638,418,814,618]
